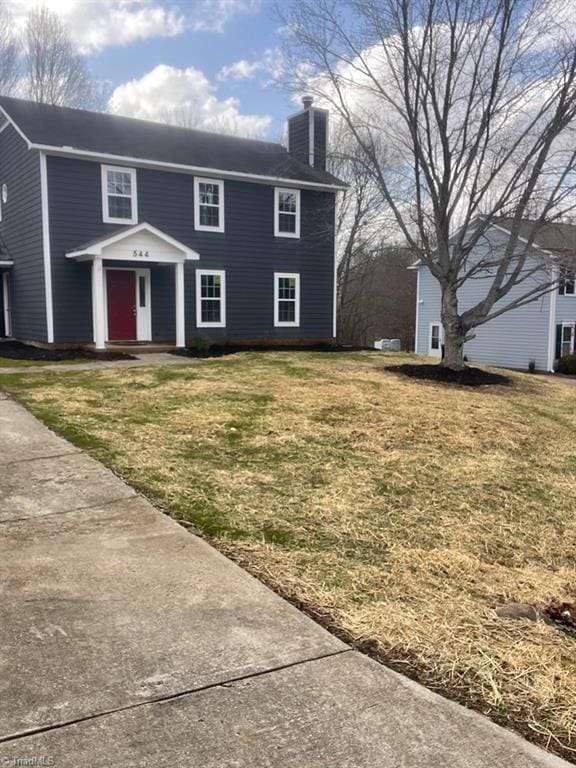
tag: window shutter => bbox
[555,324,563,359]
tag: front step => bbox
[104,343,179,355]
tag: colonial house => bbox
[413,219,576,371]
[0,95,344,350]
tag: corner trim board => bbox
[39,152,54,343]
[547,268,559,372]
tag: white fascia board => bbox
[66,222,200,261]
[30,143,347,192]
[0,105,33,148]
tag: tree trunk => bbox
[441,286,466,370]
[442,327,465,369]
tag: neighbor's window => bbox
[196,270,226,328]
[274,273,300,327]
[430,323,441,351]
[559,268,575,296]
[561,323,574,357]
[274,188,300,238]
[101,165,137,224]
[194,178,224,232]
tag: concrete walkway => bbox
[0,392,569,767]
[0,351,199,374]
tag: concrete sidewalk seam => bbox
[0,449,79,468]
[0,649,352,745]
[0,491,138,526]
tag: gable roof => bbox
[409,217,576,268]
[65,222,199,261]
[0,96,345,191]
[494,218,576,255]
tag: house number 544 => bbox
[133,249,150,258]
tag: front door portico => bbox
[65,222,200,350]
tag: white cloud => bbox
[6,0,261,54]
[217,48,285,84]
[217,59,262,82]
[108,64,272,138]
[189,0,260,33]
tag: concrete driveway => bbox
[0,390,569,767]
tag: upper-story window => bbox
[194,178,225,233]
[102,165,137,224]
[559,268,575,296]
[274,188,300,238]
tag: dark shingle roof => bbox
[0,96,344,189]
[495,218,576,255]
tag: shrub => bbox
[557,354,576,375]
[191,335,214,354]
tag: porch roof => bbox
[65,222,200,264]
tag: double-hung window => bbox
[101,165,137,224]
[196,270,226,328]
[559,268,575,296]
[274,188,300,238]
[561,323,575,357]
[274,273,300,327]
[194,178,224,232]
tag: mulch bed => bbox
[0,341,135,362]
[385,363,512,387]
[171,343,366,359]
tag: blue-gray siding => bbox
[288,112,309,167]
[0,126,46,341]
[416,228,552,371]
[47,156,335,344]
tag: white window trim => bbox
[274,187,301,239]
[196,269,226,328]
[274,272,300,327]
[428,321,443,356]
[101,164,138,225]
[194,177,225,233]
[560,321,575,357]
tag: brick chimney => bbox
[287,96,328,171]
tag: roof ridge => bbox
[0,95,284,151]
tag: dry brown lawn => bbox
[3,351,576,760]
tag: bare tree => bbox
[0,5,20,96]
[281,0,576,368]
[25,6,104,110]
[331,124,388,339]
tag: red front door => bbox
[107,270,137,341]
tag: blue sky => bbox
[10,0,297,140]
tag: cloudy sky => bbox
[8,0,293,139]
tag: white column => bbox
[92,257,106,350]
[175,261,185,348]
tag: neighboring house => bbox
[413,219,576,372]
[0,95,344,350]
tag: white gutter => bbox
[30,143,347,192]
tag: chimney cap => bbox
[302,95,314,110]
